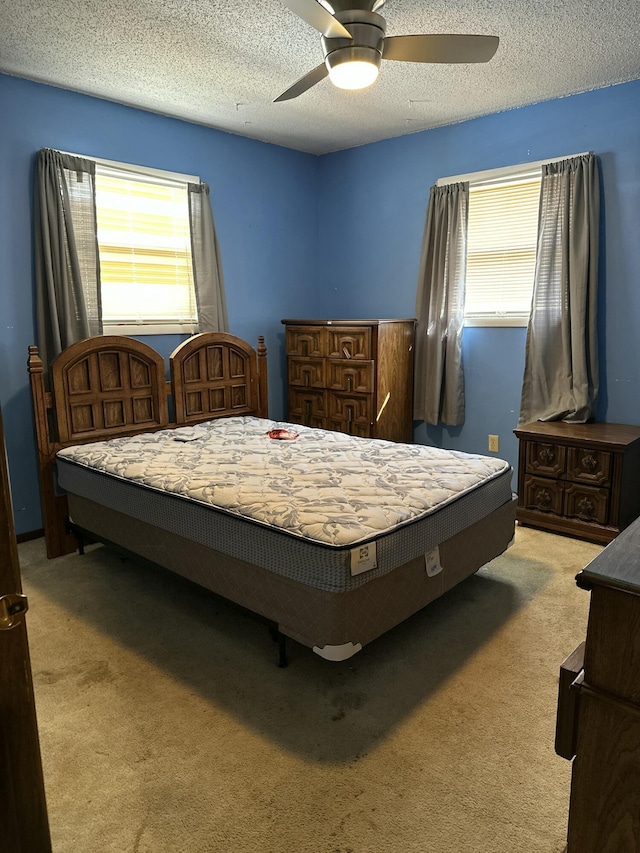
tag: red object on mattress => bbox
[267,428,299,440]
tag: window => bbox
[465,173,541,326]
[94,163,198,335]
[435,159,576,327]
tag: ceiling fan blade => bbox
[274,63,329,102]
[383,34,499,63]
[282,0,352,39]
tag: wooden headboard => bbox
[28,332,268,558]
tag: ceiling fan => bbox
[275,0,499,102]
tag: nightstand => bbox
[514,421,640,543]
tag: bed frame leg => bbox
[65,520,84,555]
[67,522,86,556]
[269,625,289,668]
[277,632,288,668]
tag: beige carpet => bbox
[19,525,601,853]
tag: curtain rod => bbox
[59,149,200,185]
[436,152,592,187]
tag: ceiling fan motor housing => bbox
[322,10,386,77]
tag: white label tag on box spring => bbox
[350,541,378,576]
[425,546,443,577]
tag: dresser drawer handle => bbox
[539,447,556,466]
[581,454,598,473]
[577,497,595,518]
[535,488,553,508]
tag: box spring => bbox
[67,493,517,659]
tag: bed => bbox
[29,331,516,664]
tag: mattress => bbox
[57,416,514,593]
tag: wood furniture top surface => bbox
[514,420,640,450]
[576,516,640,594]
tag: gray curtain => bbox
[34,149,102,372]
[519,154,600,425]
[413,182,469,426]
[188,183,229,333]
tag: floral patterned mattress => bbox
[57,416,511,548]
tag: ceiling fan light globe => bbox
[325,45,382,91]
[329,60,379,90]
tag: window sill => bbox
[103,323,198,336]
[464,316,529,328]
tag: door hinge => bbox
[0,593,29,630]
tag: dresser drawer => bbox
[288,357,326,389]
[327,393,372,431]
[564,484,609,525]
[328,420,372,438]
[288,388,328,426]
[326,327,371,360]
[566,447,611,486]
[285,327,325,358]
[523,475,564,514]
[327,359,374,393]
[526,441,566,477]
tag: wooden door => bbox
[0,406,51,851]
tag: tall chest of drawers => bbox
[281,319,415,443]
[514,421,640,543]
[555,519,640,851]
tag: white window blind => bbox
[95,167,197,330]
[464,174,541,326]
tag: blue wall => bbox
[2,72,640,534]
[0,74,320,534]
[317,79,640,475]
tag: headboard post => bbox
[257,336,268,419]
[28,345,77,558]
[28,346,50,454]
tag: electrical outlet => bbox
[488,434,499,453]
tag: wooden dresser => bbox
[281,319,415,442]
[514,421,640,544]
[555,518,640,851]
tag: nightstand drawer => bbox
[288,357,326,388]
[526,442,566,477]
[327,327,371,359]
[564,484,609,524]
[523,475,564,514]
[327,359,374,393]
[566,447,611,486]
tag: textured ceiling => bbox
[1,0,639,155]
